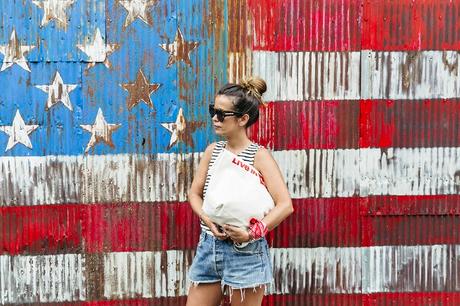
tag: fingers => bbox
[223,224,239,234]
[209,224,228,240]
[208,224,248,242]
[225,225,253,243]
[224,224,242,241]
[214,231,227,240]
[213,231,227,239]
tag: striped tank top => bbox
[201,140,261,235]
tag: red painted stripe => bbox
[2,195,460,255]
[249,99,460,150]
[1,199,359,254]
[68,294,364,306]
[81,297,188,305]
[366,194,460,216]
[273,198,362,248]
[363,214,460,247]
[268,293,460,306]
[0,204,84,255]
[359,99,460,148]
[80,202,200,253]
[362,0,460,51]
[364,292,460,306]
[279,195,460,248]
[70,292,460,305]
[0,202,200,255]
[63,294,360,305]
[248,0,362,51]
[248,0,460,51]
[249,100,360,150]
[362,195,460,247]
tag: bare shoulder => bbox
[200,141,220,166]
[203,142,218,157]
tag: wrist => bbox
[198,211,207,222]
[248,218,268,240]
[199,212,214,228]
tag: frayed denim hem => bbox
[189,280,272,303]
[188,279,222,294]
[223,282,271,303]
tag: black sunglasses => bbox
[208,104,242,122]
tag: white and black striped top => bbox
[201,140,261,235]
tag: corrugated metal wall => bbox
[241,0,460,305]
[1,0,460,305]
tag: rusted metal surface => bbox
[1,0,460,305]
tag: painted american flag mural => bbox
[1,0,460,305]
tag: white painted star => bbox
[161,108,202,149]
[32,0,75,30]
[0,110,39,152]
[0,29,36,72]
[161,108,185,149]
[35,71,78,111]
[159,27,199,67]
[119,0,158,29]
[80,108,121,153]
[77,28,119,69]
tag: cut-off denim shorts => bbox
[188,230,274,300]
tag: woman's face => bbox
[211,95,246,136]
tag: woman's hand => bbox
[200,214,228,240]
[223,224,251,243]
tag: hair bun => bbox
[239,76,268,106]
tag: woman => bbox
[186,77,294,306]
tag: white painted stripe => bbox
[0,153,200,206]
[103,250,193,299]
[277,147,460,198]
[228,51,252,84]
[361,50,460,100]
[1,245,459,302]
[250,50,460,101]
[273,245,460,294]
[252,51,361,101]
[0,254,86,304]
[1,147,460,206]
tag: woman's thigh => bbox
[229,286,265,306]
[186,282,224,306]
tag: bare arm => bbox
[188,142,227,239]
[253,147,294,231]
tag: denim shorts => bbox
[188,230,274,292]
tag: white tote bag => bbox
[202,149,275,230]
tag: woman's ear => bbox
[239,114,250,127]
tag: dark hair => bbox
[216,76,267,128]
